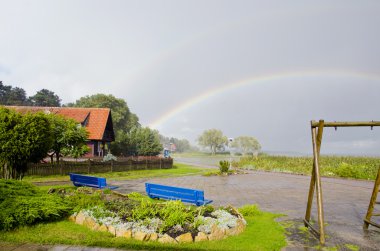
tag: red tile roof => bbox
[4,106,113,141]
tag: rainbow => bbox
[148,69,380,129]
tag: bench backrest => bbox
[69,173,107,188]
[145,183,205,204]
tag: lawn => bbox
[23,163,208,183]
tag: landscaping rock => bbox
[83,216,98,230]
[236,219,246,232]
[208,224,226,240]
[149,233,158,241]
[194,232,208,242]
[98,224,108,232]
[133,231,147,241]
[115,229,132,238]
[75,211,86,225]
[229,206,244,219]
[68,215,76,222]
[108,225,116,236]
[226,218,246,236]
[158,234,177,244]
[176,232,193,243]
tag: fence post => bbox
[59,162,63,175]
[88,159,91,174]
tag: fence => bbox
[26,157,173,176]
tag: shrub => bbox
[239,204,263,217]
[0,179,39,200]
[219,160,230,173]
[0,180,70,230]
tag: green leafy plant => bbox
[219,160,230,173]
[239,204,263,217]
[131,199,158,221]
[158,200,194,232]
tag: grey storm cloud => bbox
[1,0,380,155]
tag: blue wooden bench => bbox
[69,173,118,189]
[145,183,213,206]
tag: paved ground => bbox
[2,169,380,250]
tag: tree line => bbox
[0,81,61,106]
[198,129,261,156]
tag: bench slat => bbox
[145,183,212,206]
[69,173,117,189]
[149,188,200,200]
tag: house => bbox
[4,106,115,157]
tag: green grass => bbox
[237,155,380,180]
[0,213,286,251]
[23,163,208,183]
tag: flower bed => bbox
[64,188,246,243]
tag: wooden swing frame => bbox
[304,120,380,244]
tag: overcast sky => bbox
[1,0,380,155]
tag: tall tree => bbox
[231,136,261,157]
[0,107,52,179]
[198,129,228,155]
[127,127,163,156]
[0,81,11,104]
[29,89,61,107]
[0,82,29,106]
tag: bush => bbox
[239,204,263,217]
[0,180,70,231]
[0,179,39,200]
[219,160,230,173]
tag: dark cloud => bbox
[0,0,379,154]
